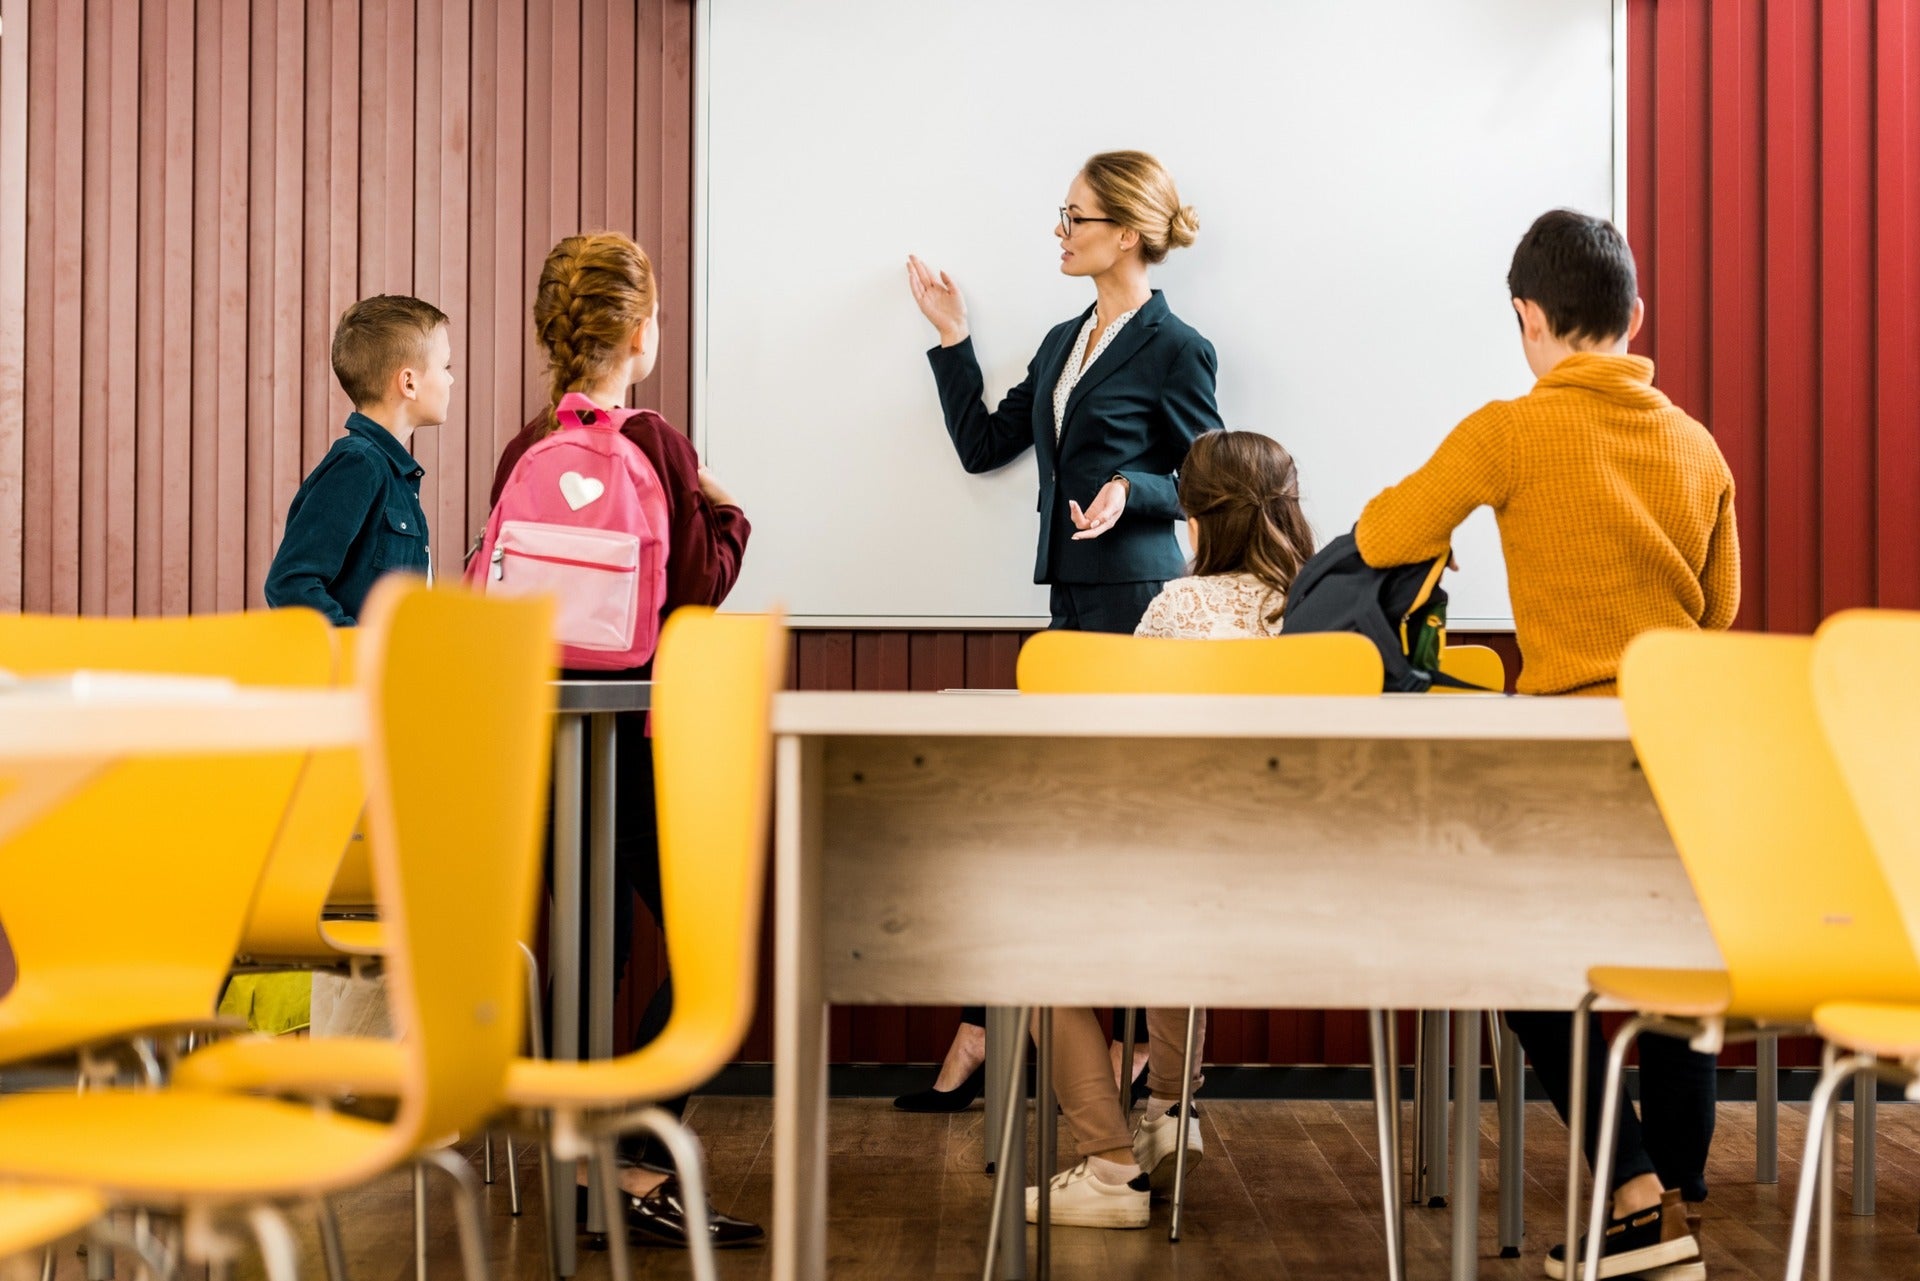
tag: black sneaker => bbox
[1543,1189,1699,1279]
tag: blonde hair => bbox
[1080,151,1198,265]
[532,232,657,434]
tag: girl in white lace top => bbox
[1136,429,1316,639]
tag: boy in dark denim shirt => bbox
[265,296,453,625]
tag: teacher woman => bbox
[895,151,1223,1223]
[907,149,1224,633]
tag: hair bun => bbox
[1167,204,1200,249]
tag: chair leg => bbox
[980,1006,1031,1281]
[1581,1014,1652,1281]
[422,1147,493,1281]
[619,1110,719,1281]
[519,942,547,1059]
[1366,1010,1407,1281]
[244,1207,301,1281]
[1562,993,1596,1279]
[1785,1052,1871,1281]
[1117,1008,1137,1117]
[482,1134,495,1185]
[314,1200,348,1281]
[1169,1006,1199,1244]
[412,1165,428,1281]
[593,1140,632,1281]
[504,1135,523,1217]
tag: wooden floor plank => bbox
[51,1098,1920,1281]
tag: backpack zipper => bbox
[496,546,632,576]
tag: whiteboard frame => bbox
[691,0,1630,631]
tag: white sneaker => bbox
[1131,1104,1204,1193]
[1023,1159,1150,1229]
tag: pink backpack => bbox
[468,393,670,670]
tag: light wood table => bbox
[769,692,1723,1281]
[0,680,361,844]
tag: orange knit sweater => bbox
[1355,353,1739,696]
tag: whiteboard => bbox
[694,0,1624,627]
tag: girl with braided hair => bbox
[485,231,759,1251]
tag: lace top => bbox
[1135,572,1287,639]
[1052,304,1140,441]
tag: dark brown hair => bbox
[330,295,449,409]
[1507,209,1638,344]
[532,232,658,435]
[1178,431,1316,626]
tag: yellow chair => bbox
[171,605,788,1281]
[1784,610,1920,1279]
[1567,630,1920,1281]
[0,580,555,1281]
[1436,643,1505,693]
[0,610,334,1068]
[1015,629,1383,694]
[0,1186,104,1269]
[1009,629,1383,1257]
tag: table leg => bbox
[1756,1032,1779,1184]
[1853,1078,1877,1216]
[1496,1014,1524,1257]
[773,737,827,1281]
[1415,1011,1451,1206]
[1452,1011,1482,1281]
[585,714,617,1236]
[984,1013,1003,1174]
[550,716,585,1279]
[983,1007,1028,1281]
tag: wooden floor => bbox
[54,1097,1920,1280]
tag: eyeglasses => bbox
[1059,207,1120,237]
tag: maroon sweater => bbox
[489,408,751,673]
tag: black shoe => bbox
[892,1064,984,1112]
[575,1180,766,1250]
[1544,1190,1699,1279]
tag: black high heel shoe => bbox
[892,1064,985,1112]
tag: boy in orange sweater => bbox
[1358,210,1737,1280]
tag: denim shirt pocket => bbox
[375,502,427,571]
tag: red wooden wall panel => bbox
[3,0,1916,1067]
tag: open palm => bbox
[906,255,969,345]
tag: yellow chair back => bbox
[649,608,788,1076]
[1619,629,1920,1021]
[1812,609,1920,955]
[1015,630,1383,694]
[0,610,333,1048]
[1436,643,1506,694]
[353,580,555,1146]
[241,628,370,961]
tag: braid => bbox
[531,232,659,436]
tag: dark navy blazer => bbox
[926,290,1224,585]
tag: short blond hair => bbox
[331,295,449,408]
[1081,151,1198,265]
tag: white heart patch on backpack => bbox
[558,472,605,511]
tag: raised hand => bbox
[906,255,970,347]
[1068,477,1129,540]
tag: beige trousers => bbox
[1037,1006,1206,1159]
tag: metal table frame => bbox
[546,680,651,1278]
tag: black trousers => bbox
[1504,1010,1717,1200]
[549,709,683,1171]
[957,580,1163,1032]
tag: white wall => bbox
[697,0,1619,626]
